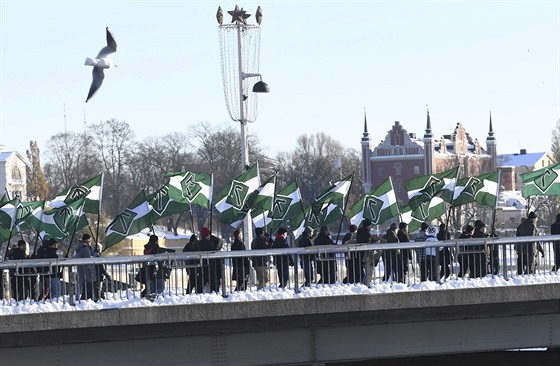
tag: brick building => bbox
[361,111,497,205]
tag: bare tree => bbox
[43,132,100,197]
[89,119,135,217]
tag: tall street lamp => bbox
[217,5,269,246]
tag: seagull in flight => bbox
[85,27,117,103]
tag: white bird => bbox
[84,27,117,103]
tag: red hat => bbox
[200,227,211,238]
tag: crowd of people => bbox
[3,211,560,301]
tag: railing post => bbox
[502,242,508,280]
[221,257,228,298]
[2,269,11,305]
[294,253,300,294]
[69,269,76,306]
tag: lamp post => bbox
[217,5,269,246]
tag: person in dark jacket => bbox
[437,223,452,279]
[382,223,400,282]
[11,240,33,301]
[298,226,315,286]
[458,224,475,278]
[142,234,166,297]
[551,213,560,272]
[314,226,336,284]
[199,227,223,293]
[415,222,429,281]
[231,229,251,291]
[251,227,270,290]
[341,224,358,284]
[397,222,412,283]
[36,239,62,299]
[470,220,488,278]
[347,219,372,284]
[183,234,202,294]
[515,212,544,274]
[272,227,292,288]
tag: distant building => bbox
[361,110,496,205]
[0,145,27,201]
[496,150,556,191]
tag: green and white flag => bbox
[268,180,303,233]
[105,190,153,248]
[214,163,260,226]
[166,171,213,209]
[400,196,446,233]
[0,198,17,243]
[348,177,399,227]
[0,191,10,206]
[26,198,88,240]
[49,173,103,214]
[313,173,353,212]
[521,162,560,198]
[404,166,459,210]
[291,203,341,239]
[149,184,190,221]
[453,171,500,207]
[291,205,313,239]
[250,174,276,230]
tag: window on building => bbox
[378,167,384,176]
[414,166,420,175]
[11,167,22,182]
[395,166,402,176]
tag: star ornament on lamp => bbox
[227,4,251,24]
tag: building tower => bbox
[361,110,373,193]
[423,108,434,175]
[486,111,497,170]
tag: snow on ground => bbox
[2,271,559,316]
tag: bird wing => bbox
[97,27,117,57]
[85,67,105,103]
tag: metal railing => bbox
[1,234,559,307]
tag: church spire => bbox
[362,109,369,141]
[487,111,495,140]
[424,107,432,138]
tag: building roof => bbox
[0,151,28,164]
[496,152,549,167]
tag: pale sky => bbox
[1,0,559,162]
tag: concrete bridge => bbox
[1,282,558,365]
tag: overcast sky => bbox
[1,0,558,161]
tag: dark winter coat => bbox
[251,235,269,267]
[231,238,251,280]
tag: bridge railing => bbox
[1,234,558,307]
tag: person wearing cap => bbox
[141,234,165,298]
[183,234,203,294]
[251,227,270,290]
[314,226,336,285]
[36,238,62,299]
[75,233,97,301]
[515,212,544,275]
[424,226,442,282]
[382,222,400,282]
[231,229,251,291]
[298,226,315,286]
[272,227,292,288]
[199,227,223,293]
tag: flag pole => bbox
[31,200,47,257]
[95,172,104,248]
[209,173,214,234]
[189,204,196,234]
[336,172,354,243]
[65,198,87,258]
